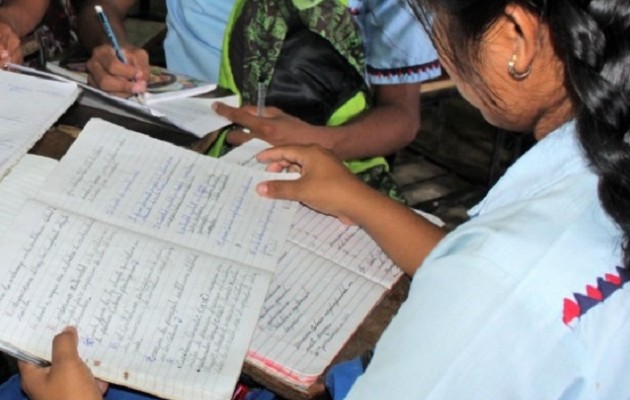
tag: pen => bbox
[94,5,146,105]
[257,79,266,117]
[0,340,50,367]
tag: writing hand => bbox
[86,43,149,98]
[256,145,370,225]
[0,22,22,65]
[213,103,325,148]
[19,326,107,400]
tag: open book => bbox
[0,69,79,178]
[0,119,298,400]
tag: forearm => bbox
[0,0,48,37]
[345,182,446,276]
[324,84,421,160]
[77,0,134,50]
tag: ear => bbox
[502,4,543,74]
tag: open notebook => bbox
[0,119,298,400]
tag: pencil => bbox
[257,80,266,117]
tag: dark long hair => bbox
[406,0,630,269]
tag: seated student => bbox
[76,0,440,190]
[0,0,79,66]
[10,0,630,398]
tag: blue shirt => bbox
[162,0,439,84]
[346,123,630,399]
[348,0,440,84]
[163,0,235,82]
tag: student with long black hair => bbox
[10,0,630,398]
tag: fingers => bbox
[86,44,148,96]
[213,103,280,135]
[50,326,80,365]
[256,145,313,167]
[0,23,22,65]
[213,102,257,127]
[225,130,253,145]
[96,379,109,395]
[256,177,303,201]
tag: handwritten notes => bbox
[247,207,403,385]
[0,154,57,237]
[0,69,79,178]
[220,141,404,386]
[0,119,298,400]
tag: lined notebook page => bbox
[247,207,403,385]
[222,140,405,385]
[0,154,57,236]
[0,69,79,177]
[37,118,297,270]
[0,119,299,400]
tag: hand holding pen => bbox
[85,5,149,100]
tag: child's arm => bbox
[0,0,50,64]
[256,145,446,276]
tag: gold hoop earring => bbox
[508,54,531,80]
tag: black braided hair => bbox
[404,0,630,268]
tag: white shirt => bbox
[346,122,630,399]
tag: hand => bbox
[213,103,327,148]
[86,43,149,97]
[256,145,370,225]
[0,22,22,65]
[19,327,108,400]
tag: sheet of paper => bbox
[0,154,57,237]
[247,206,403,383]
[149,95,240,137]
[0,69,79,178]
[37,118,298,269]
[221,138,273,170]
[0,200,271,400]
[0,118,300,400]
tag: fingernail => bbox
[131,82,145,93]
[256,183,268,196]
[211,102,218,111]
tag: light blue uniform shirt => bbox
[348,0,440,84]
[162,0,439,85]
[163,0,235,82]
[346,123,630,399]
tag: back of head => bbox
[406,0,630,268]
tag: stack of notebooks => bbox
[0,68,407,399]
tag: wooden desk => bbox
[28,104,410,400]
